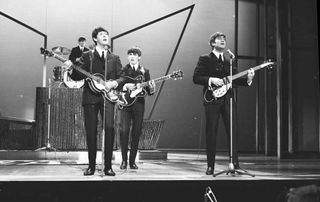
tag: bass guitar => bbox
[40,47,120,102]
[117,70,183,107]
[204,61,275,103]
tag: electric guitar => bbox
[40,47,120,102]
[204,61,275,103]
[117,70,183,107]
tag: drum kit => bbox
[50,46,84,88]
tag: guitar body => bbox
[118,75,147,107]
[86,73,120,102]
[40,47,120,102]
[202,61,275,103]
[204,83,231,102]
[63,71,84,88]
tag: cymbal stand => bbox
[35,78,57,152]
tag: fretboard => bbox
[228,63,272,81]
[52,53,99,81]
[139,74,173,88]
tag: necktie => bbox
[101,51,105,60]
[219,54,223,63]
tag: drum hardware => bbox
[51,46,71,56]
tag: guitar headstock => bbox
[263,59,276,70]
[170,70,183,80]
[40,47,54,57]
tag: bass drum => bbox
[63,71,84,88]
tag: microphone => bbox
[206,187,213,195]
[205,187,217,202]
[226,49,235,59]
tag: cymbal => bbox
[52,46,71,55]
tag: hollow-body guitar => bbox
[117,70,183,107]
[40,47,119,102]
[204,61,275,103]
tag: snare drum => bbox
[63,71,84,88]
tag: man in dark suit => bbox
[69,37,89,65]
[64,27,124,176]
[118,46,155,170]
[193,32,255,175]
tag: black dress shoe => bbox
[83,167,95,176]
[206,166,214,175]
[120,161,127,170]
[129,163,138,169]
[104,169,116,176]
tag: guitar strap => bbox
[89,50,94,73]
[139,65,145,78]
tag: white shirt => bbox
[210,49,252,86]
[95,46,107,58]
[212,49,224,61]
[94,46,119,88]
[130,63,139,71]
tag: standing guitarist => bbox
[193,32,255,175]
[64,27,124,176]
[118,46,155,170]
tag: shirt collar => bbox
[130,63,139,70]
[212,49,224,61]
[95,46,107,57]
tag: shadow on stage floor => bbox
[0,150,319,202]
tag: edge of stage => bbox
[0,150,319,202]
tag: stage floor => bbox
[0,151,319,181]
[0,151,319,202]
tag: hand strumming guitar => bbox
[123,83,137,91]
[208,77,224,88]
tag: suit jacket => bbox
[193,52,248,105]
[69,49,124,105]
[119,64,153,105]
[69,46,89,64]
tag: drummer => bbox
[69,37,89,65]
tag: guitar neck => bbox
[140,74,173,88]
[51,53,97,80]
[228,63,269,81]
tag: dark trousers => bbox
[83,100,115,170]
[204,97,238,168]
[119,102,144,164]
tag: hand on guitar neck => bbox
[41,47,120,102]
[204,61,274,103]
[63,60,74,72]
[118,70,182,107]
[247,68,255,84]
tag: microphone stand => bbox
[213,54,254,177]
[35,78,57,152]
[204,187,217,202]
[100,50,107,176]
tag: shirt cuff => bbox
[208,77,212,87]
[113,81,118,89]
